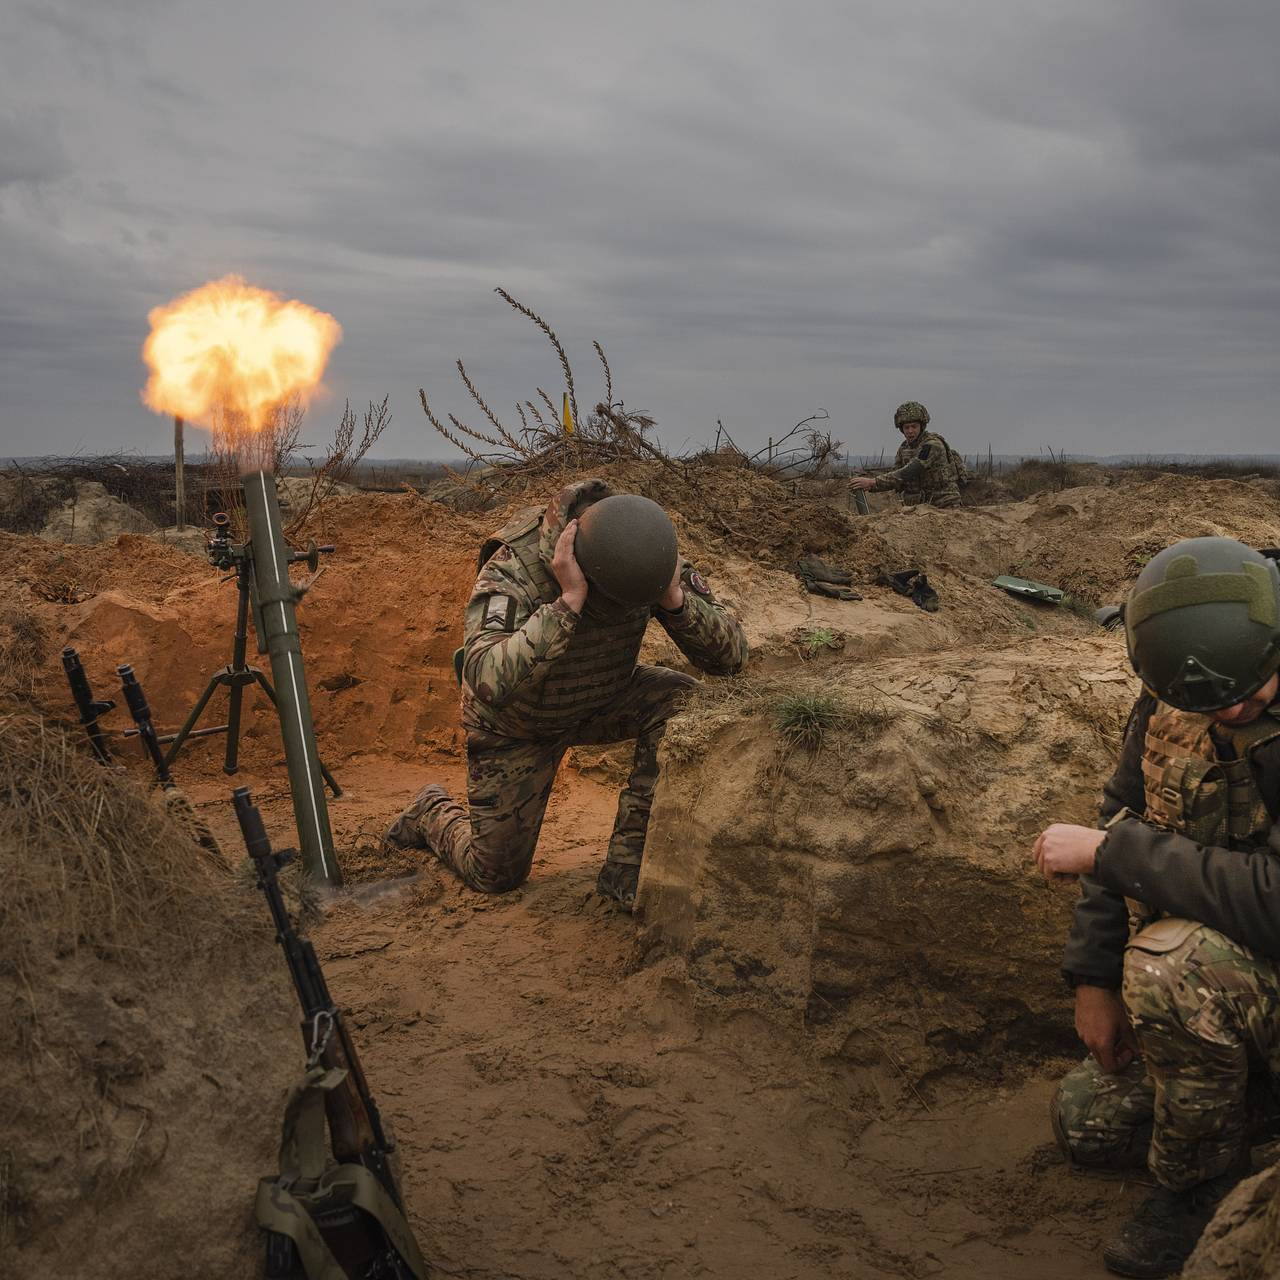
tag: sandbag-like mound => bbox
[1184,1165,1280,1280]
[638,635,1138,1092]
[0,713,297,1278]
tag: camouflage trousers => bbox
[1054,920,1280,1191]
[903,491,960,509]
[404,665,697,894]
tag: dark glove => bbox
[876,568,939,613]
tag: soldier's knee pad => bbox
[1051,1058,1153,1171]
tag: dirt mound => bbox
[39,479,156,544]
[637,636,1138,1092]
[0,713,297,1277]
[994,475,1280,602]
[1185,1165,1280,1280]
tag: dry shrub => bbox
[0,713,247,984]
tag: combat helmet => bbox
[1125,537,1280,712]
[893,401,930,431]
[574,493,678,608]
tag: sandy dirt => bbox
[8,467,1280,1278]
[180,760,1134,1280]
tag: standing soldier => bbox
[385,478,748,910]
[1034,537,1280,1278]
[849,401,968,508]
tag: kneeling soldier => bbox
[386,478,748,909]
[1035,537,1280,1278]
[848,400,968,508]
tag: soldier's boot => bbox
[1101,1169,1239,1278]
[384,784,453,851]
[595,858,640,911]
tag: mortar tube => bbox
[241,468,343,887]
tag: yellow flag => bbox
[562,392,574,435]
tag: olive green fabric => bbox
[254,1065,428,1280]
[574,493,678,607]
[1125,538,1280,711]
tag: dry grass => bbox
[0,599,47,706]
[0,713,250,986]
[664,670,891,763]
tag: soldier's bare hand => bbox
[553,519,588,613]
[849,476,876,491]
[1075,984,1139,1073]
[1034,823,1105,882]
[658,560,684,612]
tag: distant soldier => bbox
[1034,537,1280,1277]
[385,478,748,910]
[849,401,967,508]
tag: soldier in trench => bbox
[1033,537,1280,1278]
[384,478,748,910]
[848,400,968,508]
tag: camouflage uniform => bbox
[1055,694,1280,1189]
[873,430,967,508]
[391,478,748,894]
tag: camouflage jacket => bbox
[874,431,966,507]
[460,478,748,739]
[1062,692,1280,988]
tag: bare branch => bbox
[495,287,580,431]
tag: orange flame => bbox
[141,275,342,447]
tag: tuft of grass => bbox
[798,626,839,656]
[1060,593,1099,620]
[773,693,845,752]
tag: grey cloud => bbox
[1,0,1279,460]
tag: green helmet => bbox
[574,494,677,608]
[1125,537,1280,712]
[894,401,930,431]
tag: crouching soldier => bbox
[1034,537,1280,1278]
[848,401,968,509]
[385,478,748,909]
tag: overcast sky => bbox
[2,0,1278,461]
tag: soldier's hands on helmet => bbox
[1034,823,1106,882]
[552,519,588,614]
[1075,985,1140,1073]
[658,559,685,612]
[849,475,876,491]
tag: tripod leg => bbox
[163,676,222,769]
[253,671,343,798]
[223,675,247,776]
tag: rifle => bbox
[233,786,428,1280]
[117,665,222,856]
[61,647,115,765]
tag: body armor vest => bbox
[1128,700,1280,924]
[479,509,651,735]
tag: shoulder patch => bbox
[918,443,933,460]
[483,594,516,631]
[687,569,712,597]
